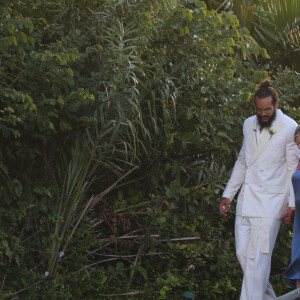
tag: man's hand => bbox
[280,207,295,224]
[219,198,231,216]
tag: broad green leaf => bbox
[7,23,14,34]
[159,217,166,224]
[19,31,27,43]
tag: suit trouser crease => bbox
[235,216,281,300]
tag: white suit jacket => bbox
[223,109,298,219]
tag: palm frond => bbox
[206,0,300,68]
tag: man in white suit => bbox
[219,80,298,300]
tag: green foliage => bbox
[272,70,300,122]
[0,0,298,299]
[204,0,300,69]
[270,224,294,297]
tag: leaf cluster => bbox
[0,0,298,299]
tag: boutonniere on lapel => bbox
[269,128,277,140]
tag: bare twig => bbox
[163,237,200,242]
[130,245,144,279]
[87,229,147,255]
[8,69,26,88]
[88,253,163,258]
[98,235,200,243]
[82,251,164,271]
[88,166,138,211]
[98,290,140,296]
[141,252,163,256]
[88,219,105,229]
[2,280,43,298]
[81,257,119,270]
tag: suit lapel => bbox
[248,110,284,165]
[246,118,257,156]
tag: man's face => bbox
[255,96,277,128]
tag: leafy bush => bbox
[0,0,297,299]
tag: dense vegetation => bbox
[1,0,300,299]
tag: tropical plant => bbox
[0,0,298,299]
[204,0,300,69]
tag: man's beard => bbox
[257,110,277,128]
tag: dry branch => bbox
[98,235,200,243]
[98,291,140,296]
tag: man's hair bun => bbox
[254,79,278,104]
[258,79,271,90]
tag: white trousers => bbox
[235,216,281,300]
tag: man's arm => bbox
[220,137,246,216]
[222,141,246,199]
[281,124,298,224]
